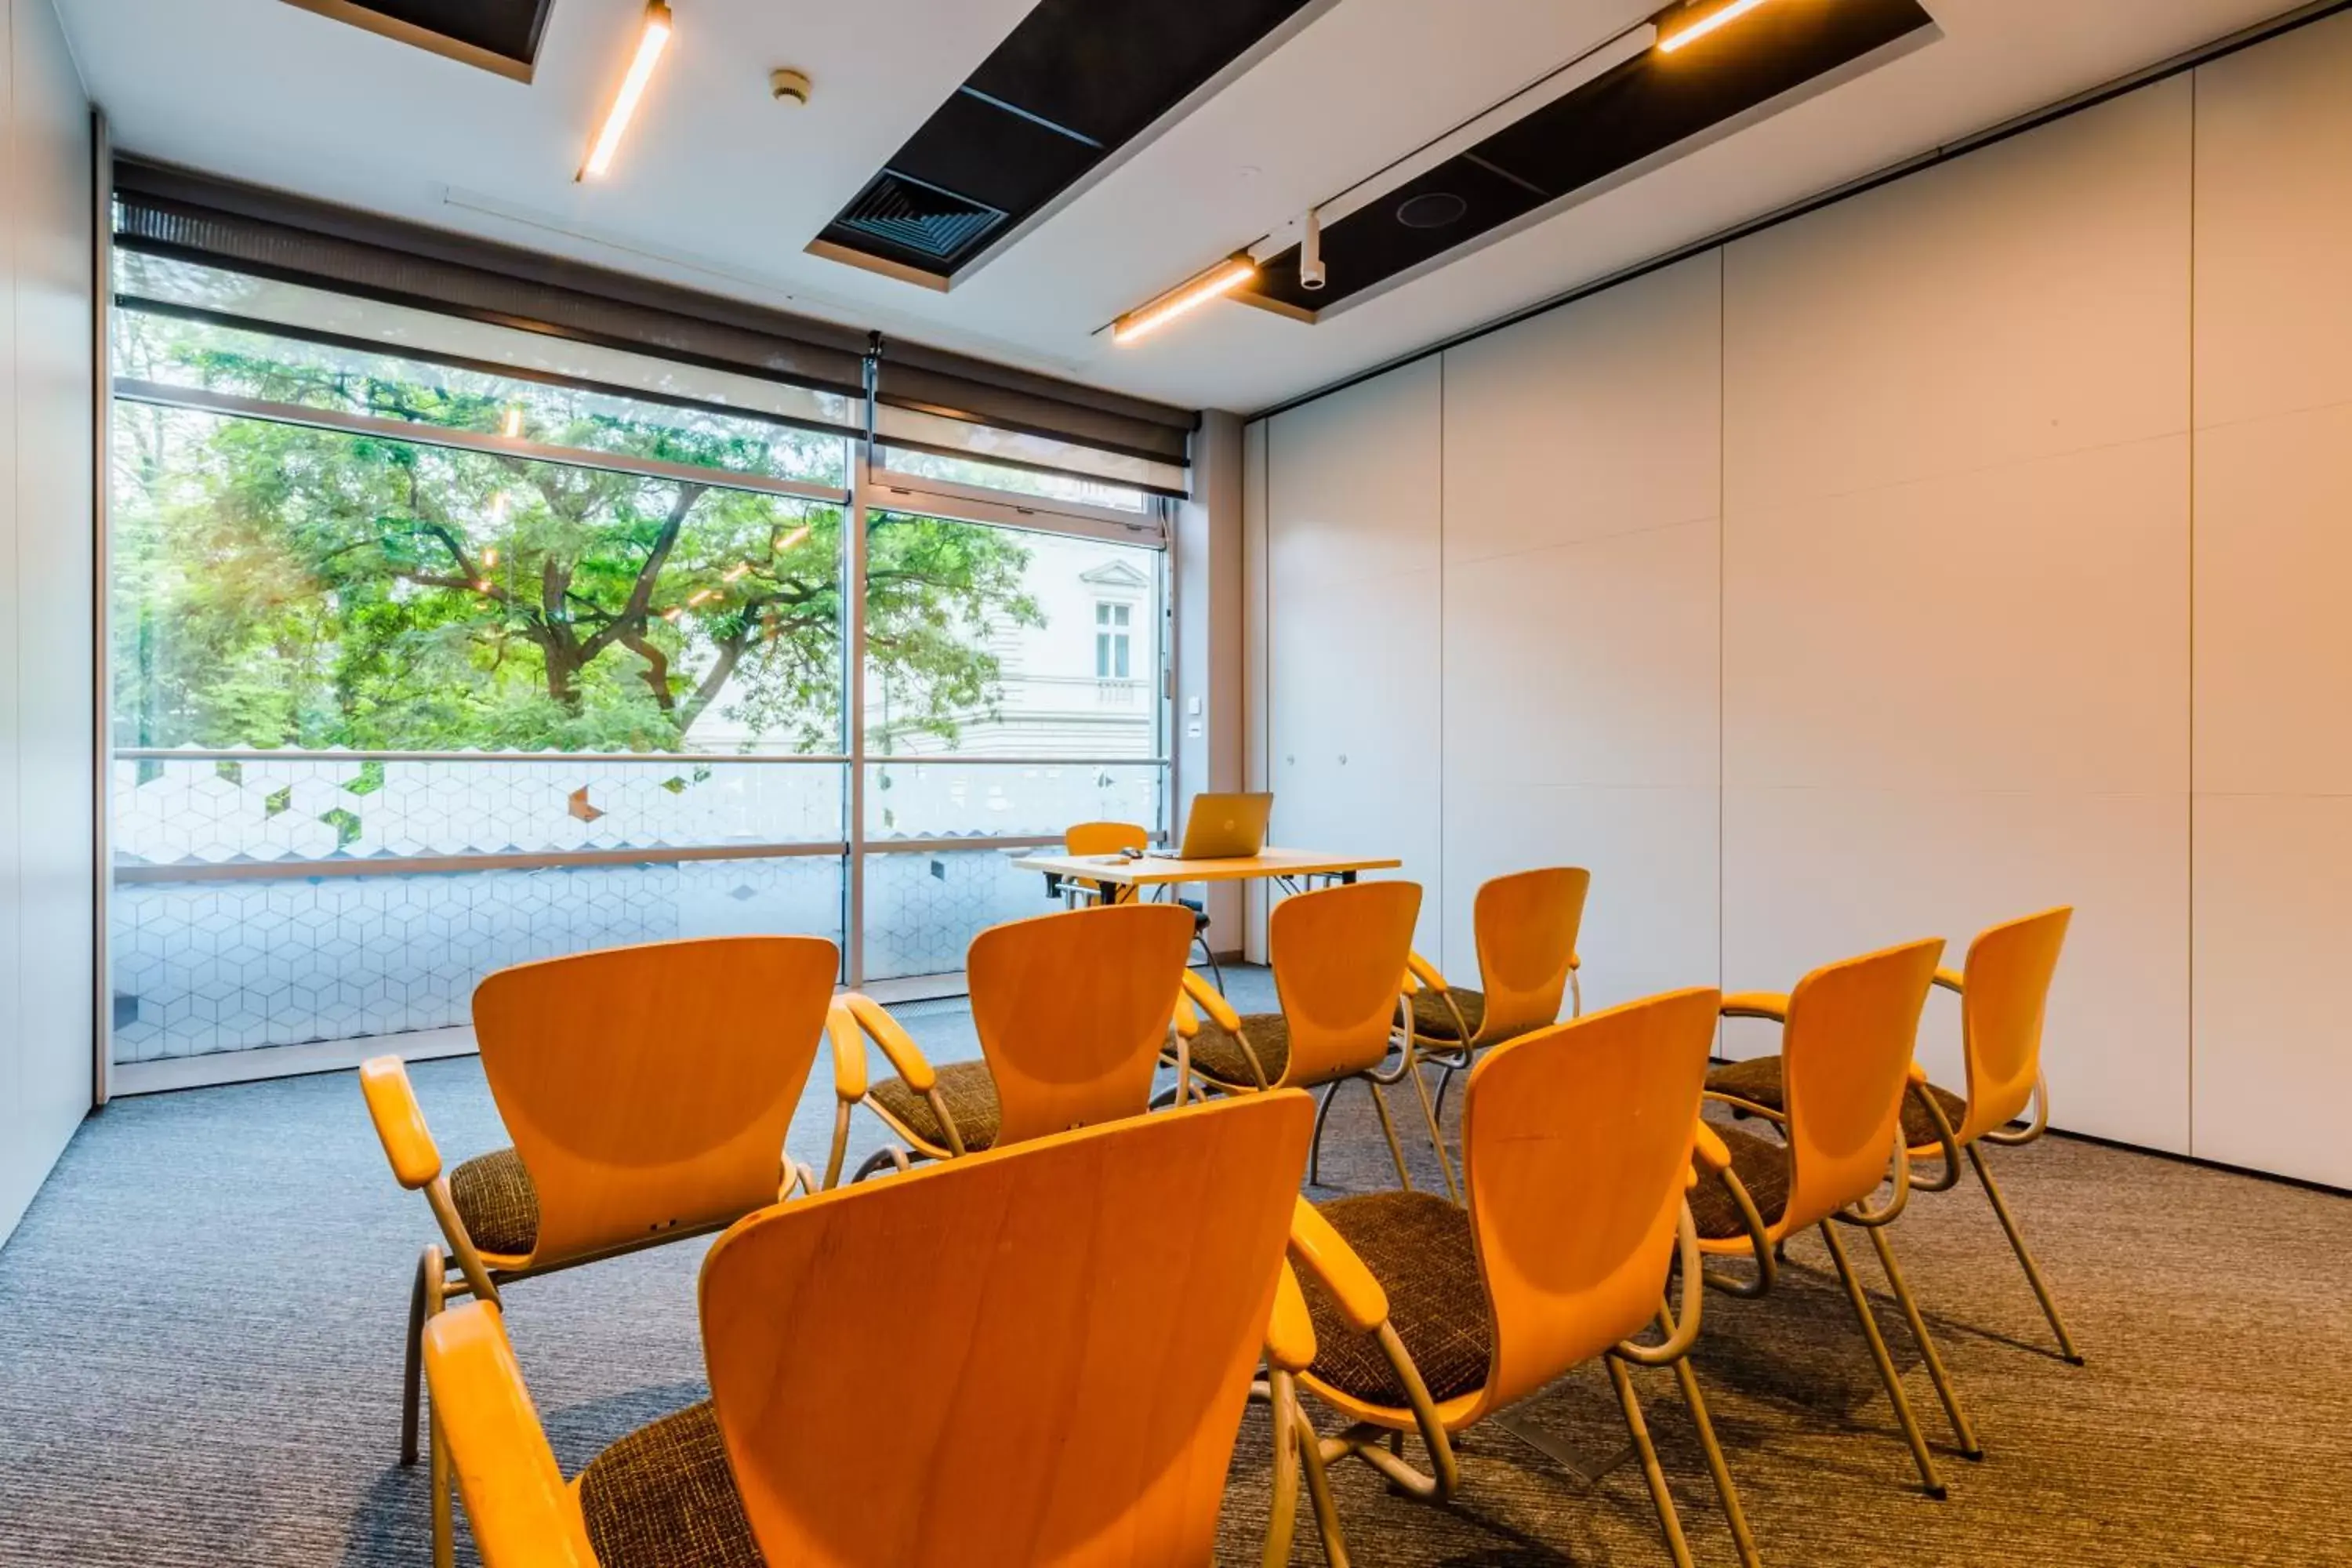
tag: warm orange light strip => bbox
[1657,0,1778,53]
[579,1,673,181]
[1112,257,1257,345]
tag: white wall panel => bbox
[2190,9,2352,430]
[1266,360,1442,953]
[1724,79,2192,514]
[2190,795,2352,1188]
[1440,254,1721,564]
[1721,80,2192,1151]
[1437,251,1720,998]
[1,0,93,1244]
[2187,13,2352,1177]
[1725,437,2190,795]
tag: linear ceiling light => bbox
[579,0,674,181]
[1657,0,1780,54]
[1111,256,1257,346]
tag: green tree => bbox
[111,314,1041,753]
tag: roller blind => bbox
[111,158,1198,490]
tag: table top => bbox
[1009,847,1403,887]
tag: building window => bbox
[1095,601,1133,679]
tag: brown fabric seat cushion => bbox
[1298,1191,1491,1408]
[578,1399,762,1568]
[1186,1014,1290,1088]
[1707,1054,1969,1152]
[1408,987,1485,1043]
[868,1060,1002,1153]
[448,1148,539,1258]
[1688,1123,1794,1241]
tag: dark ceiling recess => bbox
[278,0,555,79]
[1244,0,1937,316]
[813,0,1328,287]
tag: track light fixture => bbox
[1657,0,1780,54]
[579,0,674,181]
[1110,256,1258,345]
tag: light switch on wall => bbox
[1187,696,1203,715]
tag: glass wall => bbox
[858,514,1165,981]
[105,259,1168,1079]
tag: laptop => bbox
[1165,792,1273,861]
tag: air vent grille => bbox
[833,172,1007,264]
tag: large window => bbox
[105,257,1170,1079]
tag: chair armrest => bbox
[360,1056,442,1190]
[1287,1199,1389,1337]
[842,992,937,1094]
[1181,967,1244,1036]
[1719,992,1790,1023]
[1692,1120,1733,1174]
[1265,1261,1319,1376]
[422,1303,597,1568]
[1405,951,1449,995]
[1907,1058,1929,1087]
[825,1000,869,1103]
[1933,967,1965,995]
[1171,989,1201,1040]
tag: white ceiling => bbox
[56,0,2304,414]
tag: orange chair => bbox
[422,1090,1319,1568]
[358,935,838,1559]
[1691,938,1976,1497]
[1279,989,1759,1568]
[1365,866,1590,1192]
[1063,818,1223,982]
[826,901,1196,1179]
[1709,908,2080,1363]
[1172,879,1428,1192]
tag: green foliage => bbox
[110,312,1042,754]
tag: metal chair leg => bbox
[1864,1223,1981,1459]
[1402,1051,1460,1203]
[1967,1142,2083,1364]
[1668,1321,1763,1568]
[1606,1356,1697,1568]
[1364,1079,1415,1193]
[1307,1081,1346,1186]
[1819,1222,1947,1497]
[400,1248,430,1467]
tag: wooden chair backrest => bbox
[471,935,837,1265]
[970,902,1196,1147]
[1781,938,1945,1232]
[1469,866,1591,1044]
[1269,879,1424,1087]
[1463,989,1719,1412]
[699,1091,1316,1568]
[1957,907,2071,1144]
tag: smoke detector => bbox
[771,68,812,107]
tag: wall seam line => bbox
[2185,64,2198,1157]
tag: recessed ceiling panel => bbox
[1245,0,1940,315]
[813,0,1330,287]
[278,0,554,79]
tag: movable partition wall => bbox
[1245,9,2352,1191]
[103,162,1192,1092]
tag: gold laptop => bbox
[1167,793,1273,860]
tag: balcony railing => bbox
[108,746,1165,1065]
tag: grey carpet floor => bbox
[3,968,2350,1566]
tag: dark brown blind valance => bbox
[112,158,1197,481]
